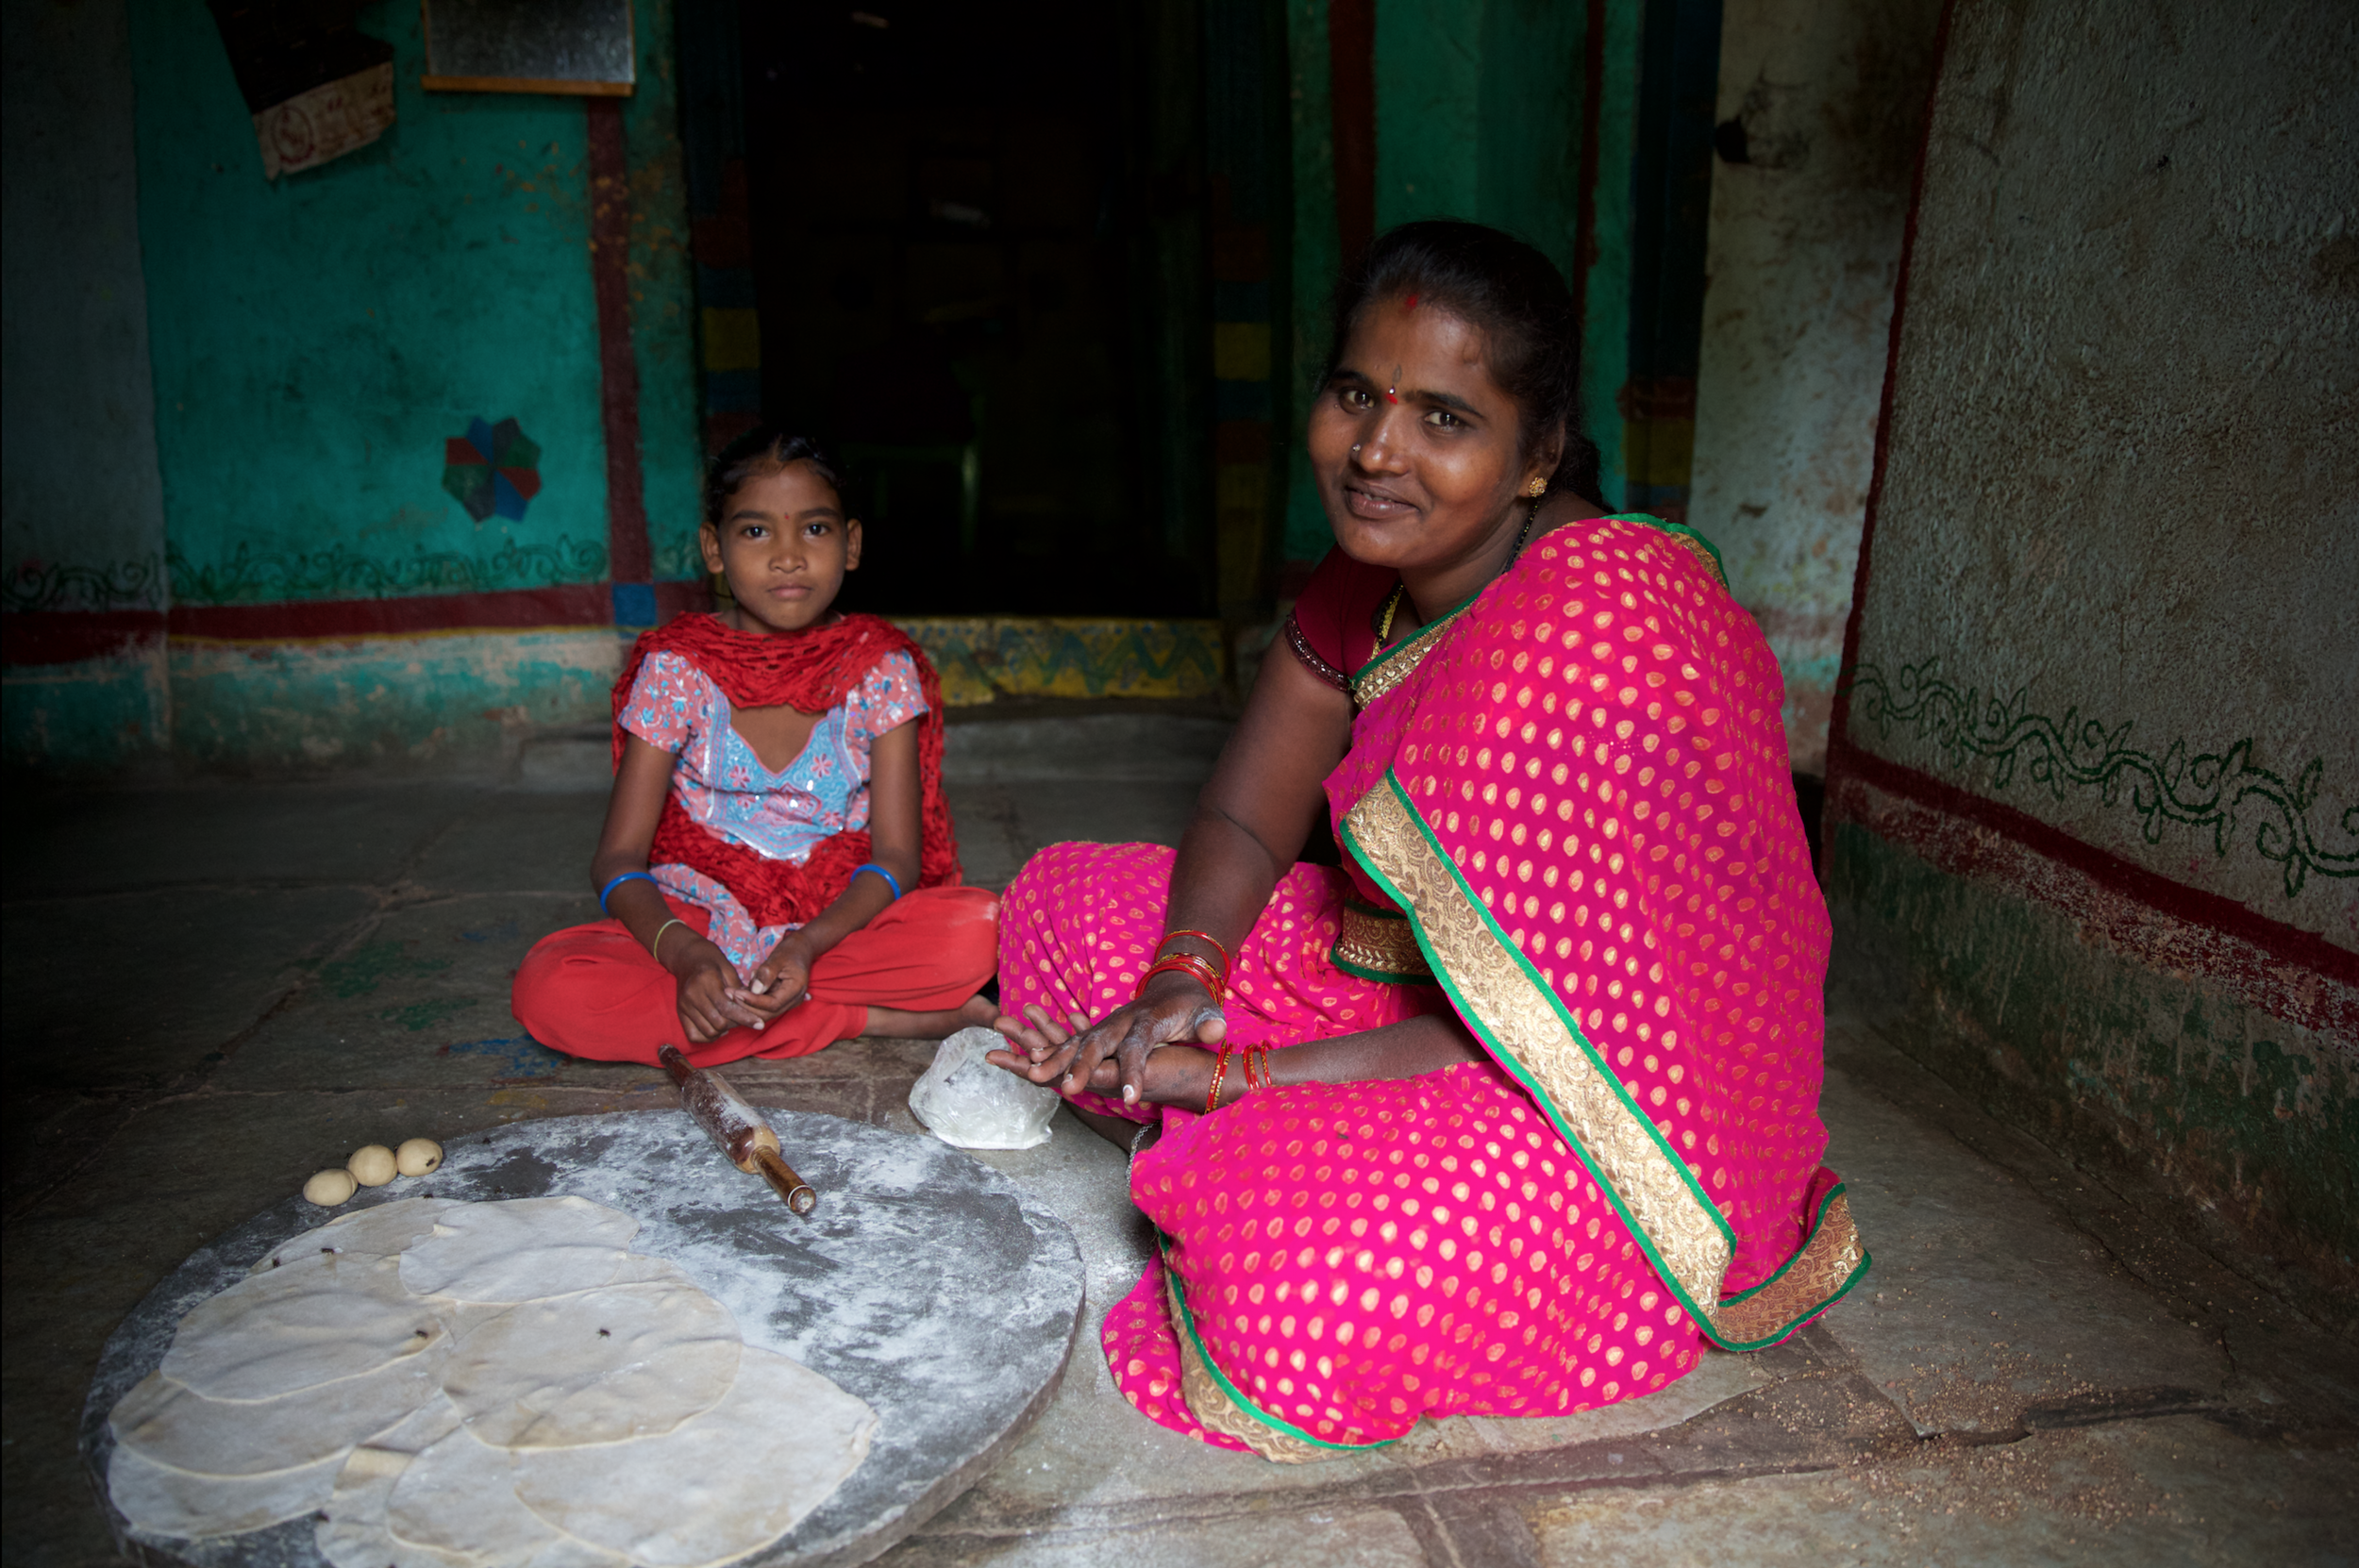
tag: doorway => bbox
[738,3,1214,617]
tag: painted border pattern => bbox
[3,558,168,614]
[1850,659,2358,898]
[165,538,610,605]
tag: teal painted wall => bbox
[126,0,696,603]
[1581,0,1643,514]
[168,630,624,773]
[1280,1,1338,564]
[0,0,702,777]
[1279,0,1638,565]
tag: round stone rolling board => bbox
[81,1109,1087,1568]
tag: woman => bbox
[990,222,1865,1460]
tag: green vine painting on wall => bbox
[1848,659,2358,897]
[3,556,168,613]
[166,537,609,605]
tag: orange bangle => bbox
[1159,929,1232,987]
[1205,1044,1233,1114]
[1137,953,1222,1002]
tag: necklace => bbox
[1375,505,1538,645]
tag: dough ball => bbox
[305,1169,358,1207]
[347,1145,397,1188]
[394,1137,442,1177]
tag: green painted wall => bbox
[1280,1,1338,563]
[1829,820,2357,1328]
[125,0,698,604]
[1280,0,1637,564]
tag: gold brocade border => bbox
[1330,900,1432,982]
[1714,1190,1869,1345]
[1165,1268,1335,1463]
[1339,773,1867,1349]
[1350,609,1459,709]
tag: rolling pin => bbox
[658,1044,817,1215]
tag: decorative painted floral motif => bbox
[1849,659,2357,896]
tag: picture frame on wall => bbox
[420,0,634,95]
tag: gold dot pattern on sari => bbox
[1343,516,1845,1327]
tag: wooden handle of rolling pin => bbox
[657,1044,817,1215]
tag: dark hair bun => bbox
[1327,221,1604,508]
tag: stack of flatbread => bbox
[108,1196,877,1567]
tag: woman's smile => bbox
[1341,477,1419,520]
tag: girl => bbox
[512,429,999,1066]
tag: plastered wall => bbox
[1830,0,2358,1306]
[1687,0,1941,775]
[3,0,702,776]
[0,0,171,767]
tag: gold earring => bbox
[1525,476,1548,498]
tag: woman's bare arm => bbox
[995,642,1357,1100]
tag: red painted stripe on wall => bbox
[4,580,714,665]
[1829,734,2359,1011]
[1,609,167,666]
[587,97,652,587]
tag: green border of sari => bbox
[1340,771,1869,1352]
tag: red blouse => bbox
[1283,547,1400,690]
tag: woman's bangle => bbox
[1158,929,1231,988]
[1136,953,1222,1002]
[598,871,658,914]
[649,918,688,962]
[851,862,903,901]
[1205,1044,1233,1115]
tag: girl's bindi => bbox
[1384,364,1403,404]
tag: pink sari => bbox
[996,514,1867,1460]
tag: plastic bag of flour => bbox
[908,1027,1060,1150]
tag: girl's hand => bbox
[749,936,814,1013]
[986,972,1227,1105]
[667,936,774,1043]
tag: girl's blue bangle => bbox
[598,871,659,913]
[851,862,903,901]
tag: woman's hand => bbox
[666,935,776,1043]
[985,997,1227,1108]
[987,974,1228,1105]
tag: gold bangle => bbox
[649,917,687,961]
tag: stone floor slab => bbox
[408,790,610,894]
[888,1502,1429,1568]
[1527,1413,2357,1566]
[8,783,483,896]
[1815,1051,2234,1434]
[207,892,603,1092]
[2,885,378,1093]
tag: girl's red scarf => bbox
[611,612,961,927]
